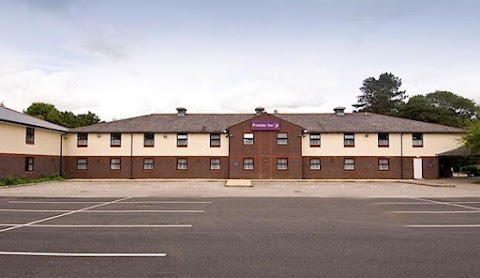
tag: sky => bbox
[0,0,479,121]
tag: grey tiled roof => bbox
[70,111,465,134]
[437,147,476,157]
[0,105,68,132]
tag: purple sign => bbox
[251,120,281,131]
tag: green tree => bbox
[397,91,478,127]
[24,102,101,128]
[464,120,480,153]
[353,73,407,114]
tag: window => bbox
[110,158,121,170]
[277,158,288,170]
[344,133,355,147]
[76,158,88,170]
[77,133,88,147]
[111,133,121,147]
[243,158,254,170]
[143,158,154,170]
[310,158,321,170]
[378,158,389,171]
[144,133,155,147]
[210,158,221,170]
[25,157,34,172]
[277,133,288,145]
[26,127,35,144]
[243,133,254,145]
[177,133,188,147]
[177,158,188,170]
[378,133,389,147]
[310,133,321,147]
[413,133,423,147]
[210,134,221,147]
[344,158,355,171]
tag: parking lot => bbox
[0,190,479,277]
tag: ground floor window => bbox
[378,158,389,171]
[177,158,188,170]
[25,157,34,172]
[210,158,221,170]
[277,158,288,171]
[143,158,154,170]
[77,158,88,170]
[243,158,254,170]
[309,158,321,170]
[344,158,355,171]
[110,158,121,170]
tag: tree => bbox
[353,73,407,115]
[397,91,478,128]
[24,102,101,128]
[464,120,480,154]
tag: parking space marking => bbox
[23,224,192,228]
[0,197,132,234]
[390,210,480,214]
[406,224,480,228]
[375,202,441,205]
[121,201,212,204]
[9,201,212,204]
[9,201,106,204]
[0,251,166,257]
[411,197,480,211]
[0,209,71,213]
[81,210,204,213]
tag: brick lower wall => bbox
[0,153,60,179]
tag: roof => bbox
[437,146,478,157]
[0,105,68,132]
[70,111,465,134]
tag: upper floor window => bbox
[177,133,188,147]
[277,158,288,171]
[110,133,121,147]
[25,157,34,172]
[413,133,423,147]
[210,134,221,147]
[277,133,288,145]
[378,133,389,147]
[243,133,254,145]
[144,133,155,147]
[344,133,355,147]
[310,133,321,147]
[26,127,35,144]
[77,133,88,147]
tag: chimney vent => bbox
[176,107,187,116]
[334,106,346,116]
[255,107,265,115]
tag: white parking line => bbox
[0,209,203,213]
[121,201,212,204]
[9,201,212,204]
[24,224,192,228]
[0,251,166,257]
[390,210,480,214]
[9,201,106,204]
[406,224,480,228]
[377,201,480,205]
[411,197,480,211]
[0,197,132,234]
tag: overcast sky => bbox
[0,0,479,121]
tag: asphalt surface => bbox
[0,196,479,278]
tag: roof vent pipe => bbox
[255,107,265,115]
[333,106,346,116]
[176,107,187,116]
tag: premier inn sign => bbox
[251,120,281,131]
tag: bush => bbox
[0,174,65,187]
[460,165,480,176]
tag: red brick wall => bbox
[0,153,60,179]
[228,114,303,179]
[64,156,229,179]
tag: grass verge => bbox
[0,174,66,187]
